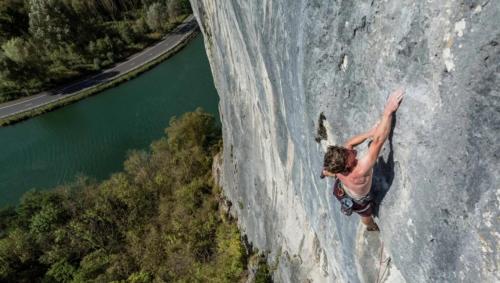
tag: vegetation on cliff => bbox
[0,110,249,282]
[0,0,191,102]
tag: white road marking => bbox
[0,94,48,110]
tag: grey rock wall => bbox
[191,1,499,282]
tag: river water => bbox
[0,35,219,206]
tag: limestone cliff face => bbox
[191,1,499,282]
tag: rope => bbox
[379,257,391,283]
[375,241,385,283]
[375,240,392,283]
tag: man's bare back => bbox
[336,168,373,198]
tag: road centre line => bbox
[0,94,48,110]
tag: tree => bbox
[117,21,136,44]
[0,228,37,281]
[145,2,167,32]
[179,0,192,14]
[133,16,149,35]
[0,0,29,42]
[2,37,35,63]
[167,0,190,19]
[165,108,220,151]
[45,260,76,282]
[29,0,72,47]
[0,38,46,88]
[167,0,182,19]
[0,206,16,238]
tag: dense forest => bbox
[0,0,191,102]
[0,110,275,282]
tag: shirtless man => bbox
[322,88,404,231]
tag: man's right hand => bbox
[357,88,404,176]
[322,169,335,178]
[384,88,404,115]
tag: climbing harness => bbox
[340,197,354,216]
[332,178,373,216]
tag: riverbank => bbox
[0,110,273,282]
[0,16,198,127]
[0,110,238,281]
[0,35,220,208]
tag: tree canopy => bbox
[0,110,252,282]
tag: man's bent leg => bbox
[354,201,379,231]
[361,216,379,231]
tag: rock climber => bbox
[321,88,404,231]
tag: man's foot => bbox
[367,223,379,231]
[361,216,379,231]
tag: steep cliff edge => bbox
[191,1,499,282]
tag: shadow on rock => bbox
[371,114,397,217]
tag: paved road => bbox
[0,15,198,119]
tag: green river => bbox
[0,35,219,207]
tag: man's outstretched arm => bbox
[344,122,379,149]
[357,88,404,174]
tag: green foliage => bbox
[117,21,137,45]
[0,0,28,41]
[2,37,32,63]
[127,271,153,283]
[255,260,273,283]
[0,228,38,280]
[0,0,193,102]
[168,0,191,19]
[45,259,76,282]
[166,108,221,151]
[0,31,197,123]
[133,16,150,35]
[214,222,246,282]
[0,37,46,89]
[146,2,167,33]
[0,111,249,282]
[28,0,72,45]
[72,249,111,282]
[0,206,16,237]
